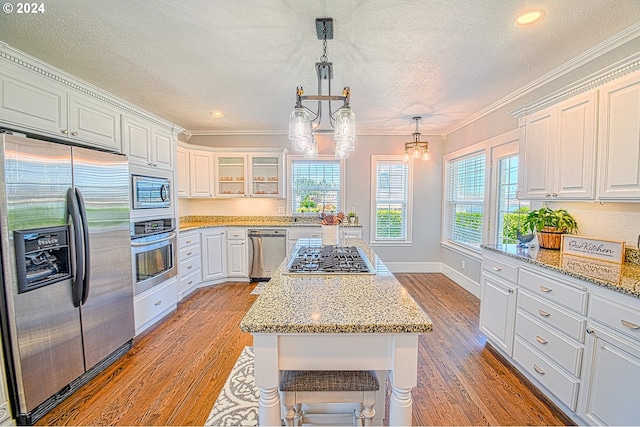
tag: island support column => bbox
[389,334,419,425]
[254,335,281,426]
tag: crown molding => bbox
[445,22,640,134]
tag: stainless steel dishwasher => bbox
[248,229,286,281]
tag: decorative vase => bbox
[348,216,356,224]
[322,224,339,246]
[536,226,565,250]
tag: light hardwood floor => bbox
[36,274,573,426]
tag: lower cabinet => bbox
[481,249,640,425]
[178,230,201,300]
[133,277,178,336]
[201,228,226,281]
[226,228,249,279]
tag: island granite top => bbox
[482,243,640,299]
[240,238,433,334]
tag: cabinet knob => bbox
[71,131,78,136]
[552,193,558,197]
[508,289,514,294]
[61,129,69,134]
[586,327,595,335]
[545,193,551,197]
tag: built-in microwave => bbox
[132,174,171,210]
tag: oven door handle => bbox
[131,232,177,247]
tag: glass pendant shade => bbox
[421,149,430,161]
[303,137,318,158]
[333,107,356,150]
[289,108,312,151]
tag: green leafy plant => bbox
[523,206,578,234]
[347,211,357,217]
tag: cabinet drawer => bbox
[227,229,247,240]
[179,232,201,248]
[180,256,200,278]
[516,310,583,377]
[180,268,201,294]
[519,268,587,314]
[518,290,586,342]
[513,337,580,410]
[134,279,177,334]
[481,253,518,283]
[590,294,640,341]
[179,244,200,263]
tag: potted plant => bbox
[523,206,578,250]
[347,211,357,224]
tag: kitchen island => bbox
[240,238,433,426]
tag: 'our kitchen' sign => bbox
[561,235,626,264]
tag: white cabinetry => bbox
[226,228,249,279]
[176,145,190,197]
[178,231,201,299]
[479,252,518,356]
[0,343,12,425]
[514,268,587,411]
[597,71,640,200]
[520,91,597,200]
[122,114,173,170]
[286,227,322,256]
[133,277,178,336]
[0,61,122,152]
[215,153,283,198]
[201,228,226,282]
[341,228,363,240]
[189,150,215,198]
[578,292,640,425]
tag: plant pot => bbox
[536,226,565,250]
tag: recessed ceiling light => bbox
[515,9,546,26]
[209,111,224,117]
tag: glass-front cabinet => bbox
[215,154,246,197]
[214,153,283,198]
[250,155,281,197]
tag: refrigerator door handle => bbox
[66,188,84,307]
[75,188,91,305]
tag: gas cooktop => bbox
[284,245,376,275]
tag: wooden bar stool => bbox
[279,370,379,426]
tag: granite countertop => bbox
[240,238,433,334]
[482,243,640,299]
[179,215,363,232]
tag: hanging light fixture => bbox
[288,18,356,158]
[404,117,429,161]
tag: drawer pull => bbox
[492,265,502,272]
[539,286,552,293]
[535,335,548,345]
[508,288,514,294]
[186,239,192,244]
[186,251,192,256]
[187,265,192,269]
[621,320,640,330]
[538,309,551,317]
[188,280,193,285]
[533,364,545,375]
[154,300,162,306]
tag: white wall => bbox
[180,132,446,269]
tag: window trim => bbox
[369,155,413,246]
[286,155,346,216]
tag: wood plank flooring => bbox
[36,274,573,426]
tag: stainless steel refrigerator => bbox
[0,131,134,424]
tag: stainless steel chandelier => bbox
[288,18,356,159]
[404,117,430,161]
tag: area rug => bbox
[205,347,259,426]
[250,282,267,295]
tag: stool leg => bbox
[362,392,376,427]
[294,403,302,426]
[281,392,296,427]
[354,403,365,426]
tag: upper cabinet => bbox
[515,64,640,202]
[0,43,182,156]
[519,91,597,200]
[122,114,174,170]
[597,72,640,200]
[177,147,284,199]
[176,145,190,198]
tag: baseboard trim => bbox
[440,263,481,298]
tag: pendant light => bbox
[404,117,429,161]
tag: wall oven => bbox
[131,218,177,295]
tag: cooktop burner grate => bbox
[284,246,375,275]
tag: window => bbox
[495,155,530,244]
[290,157,343,214]
[371,156,412,243]
[445,151,485,249]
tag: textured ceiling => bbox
[1,0,640,136]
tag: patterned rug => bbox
[205,347,259,426]
[250,282,266,295]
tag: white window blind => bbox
[446,152,485,248]
[291,159,341,214]
[373,158,410,241]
